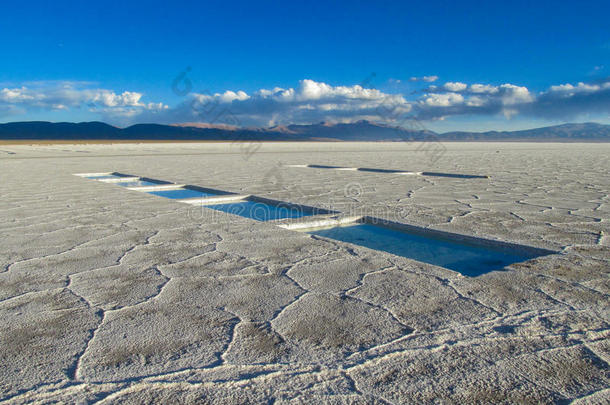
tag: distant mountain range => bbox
[1,121,609,142]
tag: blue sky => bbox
[1,0,608,131]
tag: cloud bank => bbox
[0,81,167,122]
[161,78,610,126]
[1,77,609,127]
[165,79,410,127]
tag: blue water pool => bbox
[117,180,166,187]
[147,188,220,199]
[307,223,543,276]
[204,200,314,221]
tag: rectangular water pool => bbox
[147,187,221,199]
[204,200,315,221]
[305,222,550,276]
[117,180,167,187]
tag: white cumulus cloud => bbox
[469,84,499,94]
[443,82,468,92]
[498,84,533,105]
[421,93,464,107]
[548,81,610,95]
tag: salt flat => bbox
[0,142,608,403]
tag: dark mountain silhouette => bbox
[0,121,609,141]
[441,123,610,141]
[0,121,121,139]
[282,121,437,141]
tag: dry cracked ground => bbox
[0,142,608,404]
